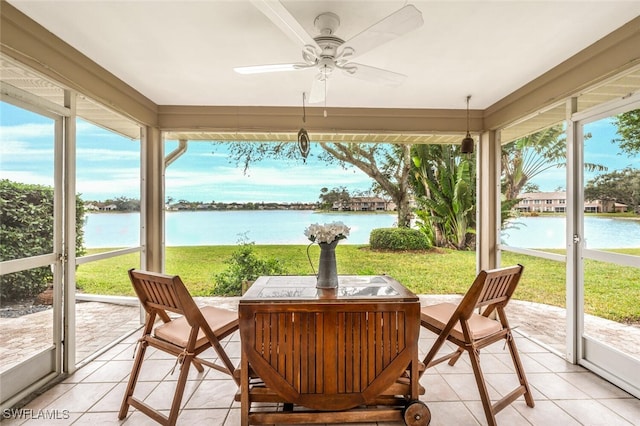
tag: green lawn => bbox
[75,245,640,323]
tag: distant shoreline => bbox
[86,208,398,214]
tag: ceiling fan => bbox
[234,0,424,104]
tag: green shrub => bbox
[369,227,431,251]
[0,179,85,301]
[212,241,287,296]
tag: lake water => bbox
[83,211,640,249]
[83,210,397,247]
[501,216,640,249]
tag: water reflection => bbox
[501,216,640,249]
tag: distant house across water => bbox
[84,202,118,211]
[516,191,627,213]
[333,196,396,212]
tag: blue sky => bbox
[0,102,372,203]
[1,101,638,202]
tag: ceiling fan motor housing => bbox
[314,12,340,35]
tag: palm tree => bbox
[501,125,605,200]
[411,145,476,250]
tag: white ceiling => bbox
[7,0,640,110]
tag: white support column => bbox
[62,90,77,374]
[476,130,501,272]
[141,126,165,273]
[565,97,580,364]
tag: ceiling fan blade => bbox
[309,76,328,104]
[341,4,423,60]
[234,63,305,74]
[342,63,406,86]
[250,0,319,49]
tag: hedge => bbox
[0,179,85,301]
[369,227,431,251]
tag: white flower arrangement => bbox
[304,221,350,244]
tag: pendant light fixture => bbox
[297,92,310,162]
[460,95,474,154]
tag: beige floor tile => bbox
[82,360,133,383]
[141,379,201,411]
[465,400,530,426]
[178,407,230,425]
[134,358,178,382]
[426,401,480,425]
[557,371,634,399]
[554,399,635,425]
[185,379,238,409]
[513,400,582,425]
[440,373,500,402]
[420,374,460,401]
[91,380,156,413]
[43,382,117,413]
[484,372,529,398]
[73,411,122,424]
[223,408,241,425]
[527,352,586,373]
[495,352,552,374]
[62,361,106,384]
[597,397,640,424]
[22,383,76,410]
[528,372,591,400]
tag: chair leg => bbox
[167,354,194,426]
[447,347,464,366]
[466,345,498,426]
[506,334,535,408]
[119,339,148,420]
[421,328,450,372]
[192,358,205,373]
[212,338,239,385]
[241,356,250,426]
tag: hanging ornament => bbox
[298,92,310,162]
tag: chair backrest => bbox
[457,264,524,319]
[128,269,201,323]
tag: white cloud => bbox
[0,140,54,159]
[0,170,53,186]
[166,163,369,189]
[76,147,139,161]
[76,176,140,199]
[0,122,53,139]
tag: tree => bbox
[584,167,640,213]
[411,145,476,250]
[522,182,540,193]
[318,143,413,226]
[221,141,415,227]
[501,125,604,200]
[105,196,140,211]
[318,186,351,210]
[502,126,566,200]
[612,109,640,156]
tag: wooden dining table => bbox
[236,275,430,425]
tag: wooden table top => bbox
[240,275,418,304]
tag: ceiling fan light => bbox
[461,133,474,154]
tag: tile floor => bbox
[2,326,639,426]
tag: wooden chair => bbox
[420,264,534,426]
[119,269,239,426]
